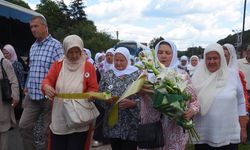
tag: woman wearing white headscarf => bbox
[98,47,141,150]
[192,43,247,149]
[103,48,115,73]
[178,55,189,72]
[2,44,25,119]
[94,52,105,74]
[187,55,199,77]
[92,48,115,147]
[223,43,249,144]
[2,44,25,91]
[83,48,94,64]
[2,44,17,63]
[42,35,99,150]
[139,39,199,150]
[0,50,19,150]
[223,44,249,110]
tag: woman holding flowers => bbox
[139,39,199,150]
[98,47,141,150]
[192,43,247,150]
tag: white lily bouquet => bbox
[137,50,199,142]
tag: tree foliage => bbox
[6,0,30,9]
[149,30,250,59]
[218,29,250,51]
[177,46,204,58]
[149,36,164,49]
[69,0,87,22]
[36,0,67,39]
[11,0,119,55]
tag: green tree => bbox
[14,0,118,54]
[6,0,31,9]
[149,37,164,49]
[186,46,204,58]
[88,32,119,53]
[58,0,70,16]
[36,0,70,40]
[69,0,87,21]
[217,29,250,52]
[177,46,204,58]
[57,0,71,24]
[68,21,118,54]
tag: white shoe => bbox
[92,141,103,147]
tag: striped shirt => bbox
[27,35,64,100]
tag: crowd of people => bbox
[0,15,250,150]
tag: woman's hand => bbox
[23,88,28,96]
[88,96,95,102]
[183,108,195,120]
[106,96,119,104]
[44,84,56,100]
[140,83,155,94]
[11,99,18,107]
[106,98,115,104]
[119,98,136,109]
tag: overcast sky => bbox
[25,0,250,51]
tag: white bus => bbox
[114,40,150,56]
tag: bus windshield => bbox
[115,42,137,56]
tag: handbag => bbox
[0,58,12,103]
[137,120,164,148]
[63,100,100,128]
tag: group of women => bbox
[41,35,250,150]
[0,34,248,150]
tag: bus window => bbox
[115,42,137,56]
[115,40,150,56]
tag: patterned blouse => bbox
[12,60,25,90]
[139,68,199,150]
[99,69,141,141]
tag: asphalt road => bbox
[8,126,23,150]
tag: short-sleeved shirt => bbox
[238,58,250,90]
[27,35,64,100]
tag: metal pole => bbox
[116,31,119,40]
[241,0,247,57]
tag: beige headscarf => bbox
[192,43,228,116]
[56,35,86,94]
[62,35,85,71]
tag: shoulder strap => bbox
[1,58,8,79]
